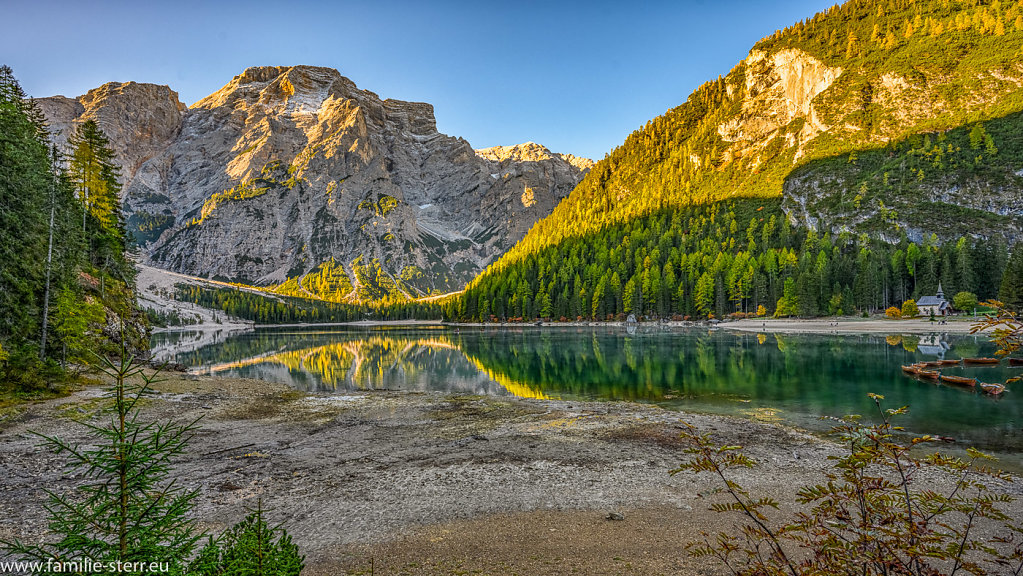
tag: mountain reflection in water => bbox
[152,326,1023,463]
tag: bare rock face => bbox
[34,95,84,149]
[715,46,1023,172]
[37,82,185,179]
[718,49,842,166]
[39,66,591,296]
[474,143,596,243]
[476,142,595,170]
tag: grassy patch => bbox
[427,396,542,439]
[217,390,306,421]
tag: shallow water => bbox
[152,325,1023,464]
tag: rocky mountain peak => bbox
[477,142,596,172]
[236,65,294,84]
[193,65,438,137]
[38,65,592,298]
[476,142,556,163]
[193,65,356,111]
[554,153,596,172]
[79,81,186,113]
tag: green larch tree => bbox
[67,119,128,283]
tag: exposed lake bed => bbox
[0,372,909,574]
[5,323,1023,573]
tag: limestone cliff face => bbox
[718,49,841,165]
[716,45,1023,173]
[39,66,591,296]
[37,82,185,180]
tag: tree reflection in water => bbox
[153,326,1023,462]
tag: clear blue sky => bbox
[3,0,835,161]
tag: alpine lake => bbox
[152,324,1023,470]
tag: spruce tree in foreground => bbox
[1,351,202,573]
[188,500,304,576]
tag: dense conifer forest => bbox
[0,67,140,394]
[446,199,1018,322]
[175,284,443,324]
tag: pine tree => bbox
[67,119,129,284]
[0,66,51,347]
[694,272,715,318]
[68,120,118,230]
[774,277,800,318]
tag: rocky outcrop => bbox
[39,66,591,296]
[783,151,1023,244]
[718,49,842,165]
[717,46,1023,168]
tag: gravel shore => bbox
[1,373,1019,575]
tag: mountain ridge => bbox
[476,0,1023,283]
[37,65,592,299]
[452,0,1023,323]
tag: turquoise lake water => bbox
[152,325,1023,465]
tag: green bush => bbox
[0,341,62,394]
[901,298,919,318]
[954,291,979,312]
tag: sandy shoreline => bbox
[721,316,985,334]
[2,374,1019,575]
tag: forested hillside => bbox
[448,200,1018,322]
[783,110,1023,237]
[457,0,1023,321]
[0,66,141,393]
